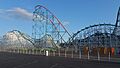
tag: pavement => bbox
[0,52,120,68]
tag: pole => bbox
[88,51,90,60]
[59,48,60,56]
[109,52,111,61]
[72,48,73,58]
[79,47,81,59]
[98,50,100,61]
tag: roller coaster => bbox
[68,7,120,55]
[72,24,120,47]
[1,30,34,49]
[0,5,120,54]
[0,5,72,49]
[71,7,120,48]
[32,5,71,48]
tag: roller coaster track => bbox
[71,7,120,42]
[113,7,120,34]
[9,30,34,46]
[40,34,60,48]
[115,7,120,27]
[33,5,72,43]
[71,24,116,40]
[70,23,120,48]
[35,5,71,37]
[7,30,60,48]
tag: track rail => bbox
[33,5,72,43]
[71,24,116,40]
[34,5,71,37]
[10,30,34,46]
[113,7,120,34]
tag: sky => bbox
[0,0,120,38]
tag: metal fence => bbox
[0,48,120,63]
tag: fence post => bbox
[25,49,26,54]
[109,52,111,61]
[35,49,37,55]
[88,51,90,60]
[44,50,45,55]
[27,49,28,54]
[65,49,67,58]
[32,49,34,54]
[97,51,100,61]
[40,50,41,55]
[14,49,15,53]
[53,51,55,56]
[59,48,60,56]
[29,49,30,54]
[79,49,81,59]
[28,49,29,54]
[17,49,18,53]
[72,48,73,58]
[46,50,49,56]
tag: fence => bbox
[0,48,120,62]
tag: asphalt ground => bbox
[0,52,120,68]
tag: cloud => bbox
[0,8,33,21]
